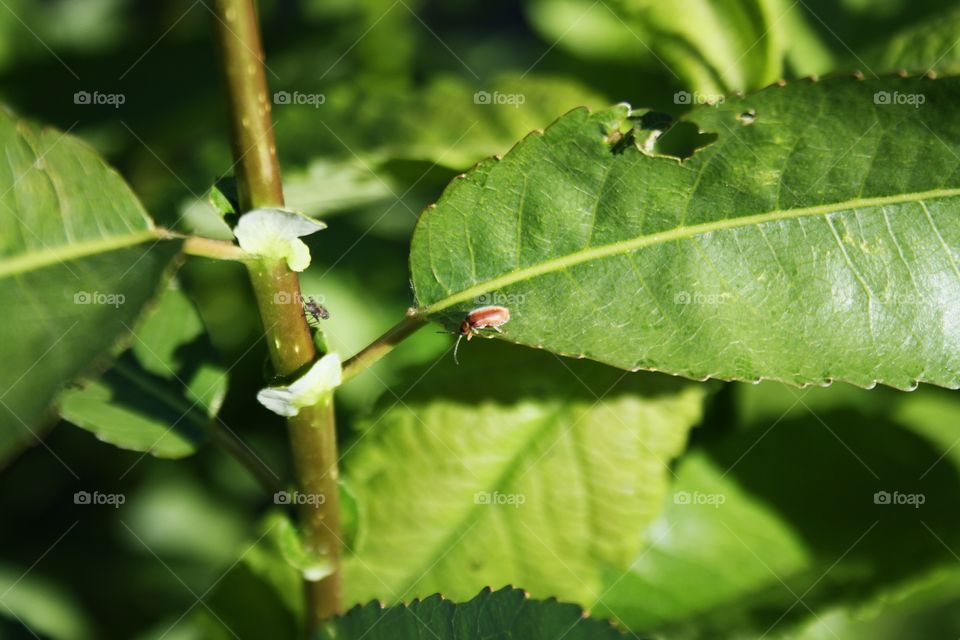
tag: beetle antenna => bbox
[453,333,464,364]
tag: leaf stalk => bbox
[341,310,428,382]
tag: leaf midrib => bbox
[393,404,568,597]
[0,229,164,279]
[419,187,960,314]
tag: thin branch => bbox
[341,309,428,382]
[182,235,250,261]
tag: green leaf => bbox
[779,5,835,78]
[207,179,238,219]
[0,564,95,640]
[341,342,705,607]
[193,493,365,639]
[596,384,960,637]
[271,510,335,582]
[178,74,606,239]
[524,0,805,93]
[410,76,960,390]
[363,74,609,168]
[786,565,960,639]
[276,73,608,171]
[282,158,395,218]
[0,107,180,453]
[866,7,960,76]
[321,587,630,640]
[795,0,958,63]
[122,471,250,564]
[58,284,224,458]
[170,511,313,640]
[191,560,301,640]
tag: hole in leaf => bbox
[653,121,718,159]
[738,109,757,125]
[637,110,674,131]
[607,111,675,155]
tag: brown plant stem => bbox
[211,0,342,627]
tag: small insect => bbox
[453,305,510,364]
[303,297,329,325]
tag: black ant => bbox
[303,296,329,325]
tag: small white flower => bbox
[233,208,326,272]
[257,353,342,417]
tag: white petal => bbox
[233,208,326,272]
[256,387,300,417]
[256,353,343,417]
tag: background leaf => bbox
[784,566,960,639]
[410,76,960,389]
[340,342,706,607]
[865,8,960,76]
[0,564,95,639]
[0,106,179,461]
[595,384,960,637]
[276,74,608,171]
[524,0,822,94]
[58,283,225,458]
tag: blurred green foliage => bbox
[2,0,960,638]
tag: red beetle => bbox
[454,305,510,363]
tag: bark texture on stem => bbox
[212,0,283,209]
